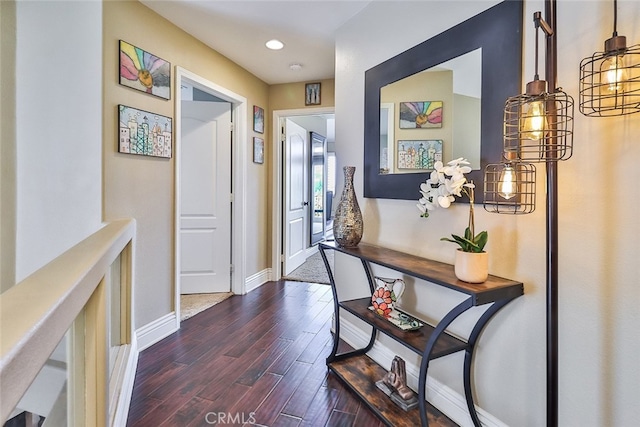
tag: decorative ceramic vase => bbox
[454,250,489,283]
[371,277,405,317]
[333,166,363,247]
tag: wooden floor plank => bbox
[298,386,340,427]
[271,413,302,427]
[225,372,282,418]
[279,349,331,419]
[251,361,312,426]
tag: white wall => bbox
[15,0,103,281]
[335,0,639,425]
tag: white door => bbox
[283,118,309,275]
[180,101,231,294]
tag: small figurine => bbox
[376,356,418,411]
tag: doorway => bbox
[175,67,248,324]
[272,108,335,280]
[180,100,231,294]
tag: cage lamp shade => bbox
[579,35,640,117]
[503,79,574,163]
[483,155,536,215]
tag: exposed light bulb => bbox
[498,165,517,200]
[601,54,627,93]
[521,100,548,141]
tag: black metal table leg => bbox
[463,298,515,426]
[321,246,377,364]
[418,298,474,427]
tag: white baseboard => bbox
[135,312,178,352]
[339,317,508,427]
[245,268,271,293]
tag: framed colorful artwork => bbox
[253,105,264,133]
[305,82,321,105]
[253,137,264,164]
[396,140,442,170]
[118,105,172,158]
[399,101,443,128]
[119,40,171,100]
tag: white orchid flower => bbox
[437,195,451,208]
[416,157,475,218]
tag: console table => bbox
[318,241,524,427]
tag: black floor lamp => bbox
[484,0,638,423]
[483,1,573,425]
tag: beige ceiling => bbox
[140,0,373,85]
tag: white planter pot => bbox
[454,250,488,283]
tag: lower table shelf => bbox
[328,355,458,427]
[339,298,469,357]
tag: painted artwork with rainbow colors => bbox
[119,40,171,100]
[399,101,443,129]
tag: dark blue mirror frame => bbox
[363,0,523,202]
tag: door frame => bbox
[271,107,334,280]
[175,66,248,325]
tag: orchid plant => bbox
[417,158,488,253]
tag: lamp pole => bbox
[544,0,559,425]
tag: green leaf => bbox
[474,231,488,252]
[441,229,489,253]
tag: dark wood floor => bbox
[126,280,457,427]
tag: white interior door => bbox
[283,118,309,275]
[180,101,231,294]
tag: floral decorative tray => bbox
[368,306,424,331]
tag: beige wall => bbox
[0,0,16,292]
[336,0,639,425]
[269,79,335,112]
[103,1,269,328]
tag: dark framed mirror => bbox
[363,0,523,202]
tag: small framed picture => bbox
[119,40,171,100]
[118,104,172,158]
[253,137,264,164]
[305,82,321,106]
[253,105,264,134]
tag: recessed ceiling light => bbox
[265,39,284,50]
[289,63,303,71]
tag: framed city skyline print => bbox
[396,139,442,170]
[253,137,264,164]
[399,101,443,128]
[119,40,171,100]
[118,105,172,158]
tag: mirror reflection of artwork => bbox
[397,140,442,170]
[399,101,443,128]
